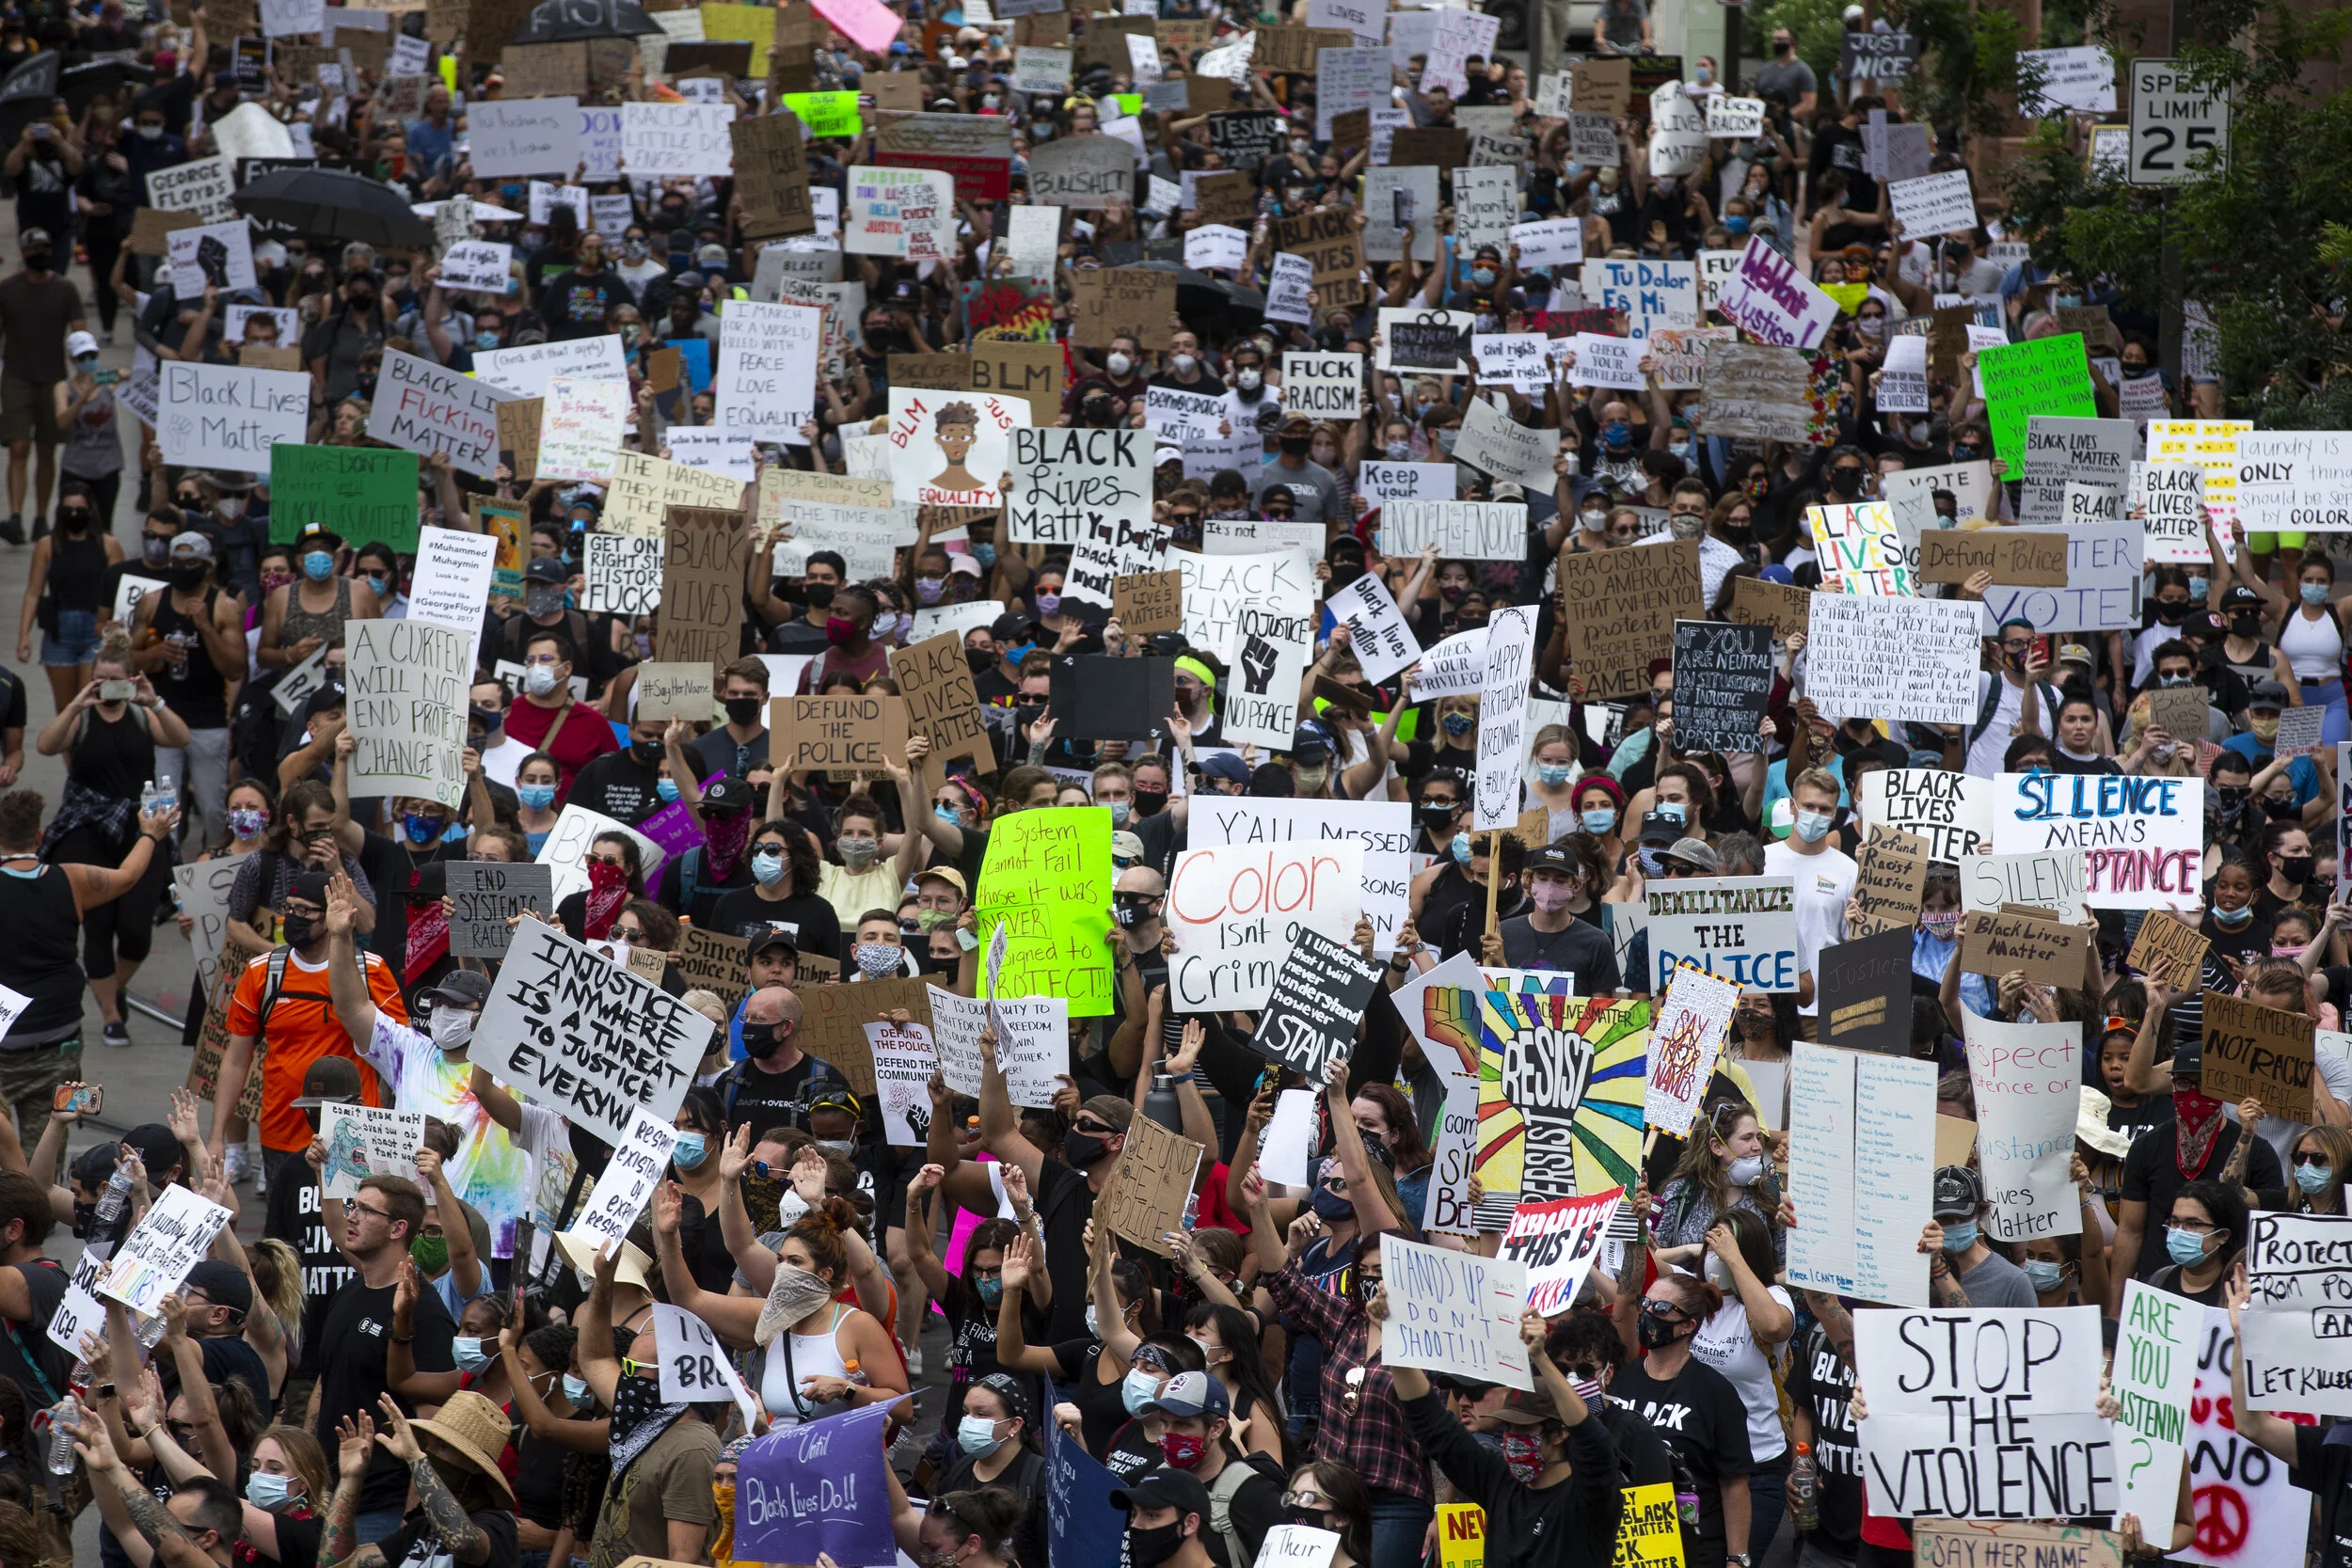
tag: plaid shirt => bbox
[1263,1261,1433,1502]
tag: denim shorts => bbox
[41,608,97,668]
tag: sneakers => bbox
[0,516,24,547]
[224,1145,251,1184]
[905,1346,923,1376]
[100,1020,130,1048]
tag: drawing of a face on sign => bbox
[887,386,1031,510]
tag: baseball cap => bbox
[420,971,492,1011]
[2221,584,2263,610]
[67,329,98,358]
[1111,1466,1215,1519]
[700,776,755,815]
[19,227,48,251]
[1198,752,1251,784]
[183,1259,253,1316]
[1278,414,1313,436]
[525,558,568,585]
[989,610,1035,641]
[1140,1370,1231,1419]
[168,531,214,562]
[1490,1384,1562,1426]
[2247,678,2289,711]
[292,1055,364,1107]
[2055,641,2094,669]
[120,1123,185,1180]
[1636,810,1684,847]
[950,554,983,578]
[1663,836,1719,872]
[747,926,800,958]
[1290,720,1333,762]
[1525,845,1578,879]
[914,864,968,898]
[1110,832,1147,865]
[1931,1163,1983,1221]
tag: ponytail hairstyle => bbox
[928,1487,1028,1560]
[247,1238,307,1361]
[785,1194,862,1289]
[963,1217,1019,1306]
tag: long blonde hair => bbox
[248,1238,306,1359]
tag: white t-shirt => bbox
[1763,839,1855,1017]
[363,1016,538,1259]
[1689,1282,1793,1462]
[1964,670,2026,779]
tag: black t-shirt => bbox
[765,618,831,655]
[1030,1157,1099,1343]
[269,1512,324,1568]
[1103,1418,1158,1481]
[0,1258,68,1403]
[2294,1423,2352,1568]
[706,888,843,960]
[935,1273,1005,1437]
[1785,1322,1860,1555]
[355,832,468,988]
[714,1051,843,1141]
[0,665,26,734]
[311,1276,459,1513]
[266,1169,357,1381]
[1047,1340,1131,1460]
[1497,913,1622,988]
[1597,1403,1679,1487]
[565,749,666,825]
[1606,1356,1754,1568]
[197,1335,272,1415]
[537,269,634,340]
[377,1501,520,1568]
[2119,1119,2286,1279]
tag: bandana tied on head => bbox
[1175,657,1218,714]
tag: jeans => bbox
[1748,1450,1790,1564]
[155,726,231,847]
[353,1505,410,1544]
[41,607,97,668]
[1367,1487,1434,1568]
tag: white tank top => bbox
[2280,606,2344,683]
[760,1303,856,1427]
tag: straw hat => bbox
[407,1390,516,1502]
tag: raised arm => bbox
[649,1180,762,1344]
[990,1230,1063,1375]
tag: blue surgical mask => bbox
[973,543,997,568]
[958,1415,1004,1454]
[1581,807,1616,834]
[563,1374,591,1404]
[673,1132,707,1169]
[2021,1259,2066,1292]
[2166,1226,2212,1266]
[474,330,501,351]
[1121,1368,1160,1415]
[246,1472,294,1508]
[1794,810,1835,844]
[2304,581,2331,606]
[2296,1161,2334,1194]
[752,849,787,886]
[2189,576,2209,598]
[936,804,962,825]
[302,550,334,581]
[1536,764,1575,786]
[1656,801,1687,824]
[1471,267,1497,287]
[1108,800,1130,826]
[1724,214,1749,234]
[452,1337,492,1373]
[657,779,680,803]
[1940,1219,1979,1253]
[2215,903,2252,927]
[72,354,98,373]
[1450,832,1473,866]
[518,784,556,811]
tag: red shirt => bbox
[501,695,620,800]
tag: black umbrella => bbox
[508,0,665,44]
[1128,260,1265,328]
[231,166,434,248]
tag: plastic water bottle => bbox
[141,775,174,816]
[93,1161,133,1226]
[46,1397,77,1476]
[1791,1440,1819,1532]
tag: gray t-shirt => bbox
[1753,56,1817,107]
[1957,1245,2041,1307]
[1248,455,1341,526]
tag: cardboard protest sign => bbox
[660,506,748,672]
[1379,1234,1533,1386]
[318,1102,427,1197]
[1027,135,1136,208]
[1911,1523,2124,1568]
[1917,530,2071,586]
[1555,540,1700,701]
[1851,826,1931,936]
[769,693,909,775]
[977,808,1115,1016]
[445,861,552,958]
[888,633,993,790]
[1643,964,1739,1138]
[1253,927,1387,1078]
[1994,772,2201,911]
[1378,500,1522,562]
[1727,576,1813,641]
[1669,620,1772,753]
[1641,876,1800,994]
[1958,908,2091,989]
[96,1185,234,1315]
[1097,1114,1204,1256]
[1114,570,1183,636]
[1272,207,1366,306]
[470,917,712,1145]
[2127,909,2210,990]
[1498,1189,1623,1317]
[1692,341,1819,442]
[1786,1041,1938,1306]
[1963,1014,2084,1242]
[2199,991,2316,1121]
[496,397,542,482]
[1819,927,1916,1054]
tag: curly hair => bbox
[785,1195,864,1288]
[935,401,978,431]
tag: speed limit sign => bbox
[2128,57,2230,185]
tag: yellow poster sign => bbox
[1437,1504,1484,1568]
[1613,1483,1685,1568]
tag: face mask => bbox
[563,1373,591,1405]
[740,1020,787,1058]
[1727,1154,1767,1186]
[136,122,162,139]
[2297,1161,2335,1194]
[1450,832,1474,866]
[1530,762,1574,788]
[1158,1430,1209,1469]
[1600,420,1631,449]
[2166,1227,2212,1266]
[1471,267,1497,287]
[518,784,557,811]
[650,778,679,805]
[1120,1368,1160,1415]
[976,1275,1004,1304]
[1724,214,1750,234]
[451,1337,492,1373]
[2249,715,2280,742]
[525,665,558,698]
[1235,368,1263,391]
[803,582,837,611]
[1829,467,1866,497]
[1295,765,1329,791]
[673,1132,708,1169]
[1034,592,1062,619]
[429,1007,476,1051]
[914,576,946,606]
[972,543,997,569]
[1440,710,1474,739]
[403,813,446,845]
[1305,1182,1354,1220]
[1171,354,1198,374]
[2303,580,2335,606]
[752,849,787,886]
[2281,855,2315,885]
[1107,353,1133,376]
[280,911,316,949]
[1500,1431,1547,1483]
[2021,1259,2067,1293]
[1129,1523,1186,1568]
[1634,1305,1682,1351]
[1921,911,1961,941]
[1794,810,1835,844]
[1529,880,1575,912]
[2215,901,2253,927]
[2232,613,2263,638]
[228,807,267,840]
[854,942,901,978]
[246,1472,294,1508]
[142,535,170,564]
[2190,576,2210,598]
[840,838,881,870]
[411,1235,450,1273]
[1065,1128,1110,1167]
[1581,507,1608,532]
[957,1415,1003,1454]
[1941,1220,1979,1253]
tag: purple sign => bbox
[1714,236,1838,351]
[733,1403,898,1567]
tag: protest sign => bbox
[1255,927,1388,1078]
[1379,1233,1533,1386]
[1281,352,1364,420]
[2200,991,2316,1121]
[145,154,236,222]
[466,99,580,177]
[2021,415,2135,524]
[629,664,714,724]
[867,1016,940,1148]
[621,100,734,177]
[1472,607,1537,835]
[1714,235,1838,348]
[1855,1306,2115,1519]
[160,361,309,473]
[1804,594,1980,725]
[1165,840,1364,1013]
[1498,1189,1623,1317]
[1379,500,1523,562]
[345,618,467,808]
[445,861,551,958]
[1187,800,1412,958]
[1959,850,2089,927]
[367,349,509,478]
[166,219,254,299]
[534,376,628,483]
[1993,772,2201,911]
[977,807,1114,1015]
[581,532,663,614]
[732,1404,898,1566]
[267,444,419,552]
[1692,341,1819,442]
[1476,992,1647,1205]
[651,1303,757,1422]
[317,1102,427,1197]
[1726,577,1813,641]
[889,632,993,791]
[1509,217,1582,269]
[1818,927,1916,1054]
[476,334,628,398]
[1887,168,1976,234]
[1913,1524,2124,1568]
[1379,308,1475,374]
[731,112,814,238]
[1809,501,1911,595]
[1323,574,1422,686]
[1219,599,1315,750]
[888,388,1027,511]
[1860,769,1991,863]
[844,165,955,259]
[769,693,908,774]
[1177,550,1315,663]
[1555,539,1700,701]
[2233,429,2352,532]
[1849,826,1931,937]
[470,917,712,1145]
[1641,876,1800,994]
[1963,1014,2084,1241]
[1359,462,1454,509]
[654,505,748,674]
[1027,135,1136,208]
[2127,908,2210,990]
[712,299,821,444]
[1880,335,1931,413]
[1644,964,1739,1137]
[1971,519,2141,635]
[1670,620,1772,753]
[1977,335,2097,479]
[2240,1212,2352,1415]
[1098,1115,1204,1256]
[1564,334,1644,389]
[1957,907,2092,988]
[1114,571,1183,636]
[2108,1278,2198,1528]
[1451,394,1561,492]
[2177,1304,2308,1568]
[96,1184,234,1315]
[1917,530,2070,586]
[1583,257,1698,328]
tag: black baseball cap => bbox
[1111,1467,1214,1519]
[292,1054,365,1107]
[420,971,492,1010]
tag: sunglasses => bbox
[2295,1151,2335,1168]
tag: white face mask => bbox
[1106,352,1133,375]
[428,1006,476,1050]
[524,664,557,697]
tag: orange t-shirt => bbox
[224,947,408,1152]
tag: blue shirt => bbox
[2219,733,2321,807]
[405,114,456,174]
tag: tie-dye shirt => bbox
[364,1015,537,1259]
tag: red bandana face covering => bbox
[2173,1086,2227,1177]
[583,858,629,939]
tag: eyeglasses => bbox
[523,654,563,666]
[347,1201,396,1223]
[612,924,644,940]
[1073,1117,1116,1138]
[2170,1216,2218,1233]
[1282,1492,1331,1512]
[1661,862,1702,877]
